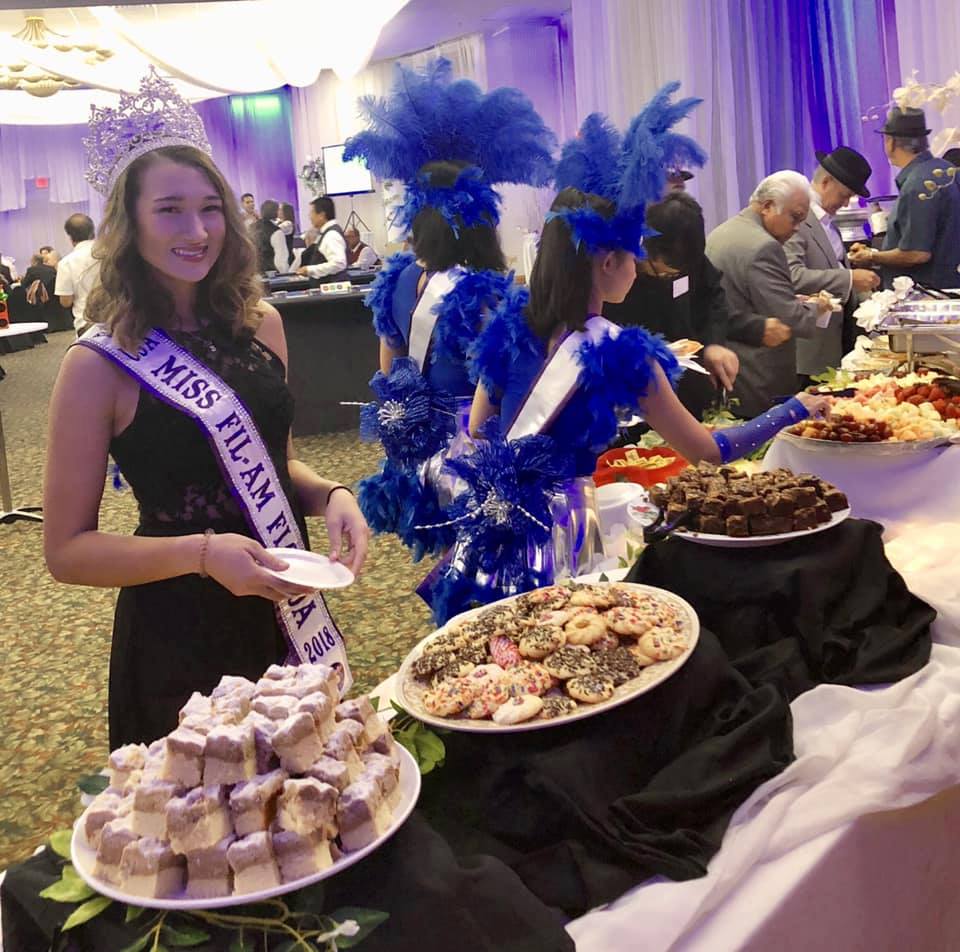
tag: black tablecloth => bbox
[626,518,935,700]
[1,631,794,951]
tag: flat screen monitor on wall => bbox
[321,144,374,196]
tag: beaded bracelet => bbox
[198,528,215,578]
[325,484,354,508]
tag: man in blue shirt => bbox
[849,107,960,289]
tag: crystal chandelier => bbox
[0,16,114,98]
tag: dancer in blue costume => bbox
[423,84,829,623]
[343,58,555,561]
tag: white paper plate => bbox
[263,549,354,589]
[672,507,850,548]
[396,582,699,734]
[71,745,420,910]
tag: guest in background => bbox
[55,213,99,335]
[250,199,288,274]
[944,147,960,168]
[43,248,61,268]
[297,196,348,283]
[785,147,880,379]
[39,245,54,262]
[279,202,298,269]
[666,168,693,193]
[240,191,258,228]
[706,171,832,417]
[603,192,740,419]
[850,108,960,289]
[345,226,380,269]
[22,253,58,299]
[0,251,17,287]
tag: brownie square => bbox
[765,492,796,517]
[769,516,794,534]
[720,498,742,517]
[741,495,766,516]
[792,486,818,507]
[726,515,750,537]
[700,496,726,516]
[649,485,669,508]
[812,500,832,523]
[793,508,817,531]
[699,515,726,534]
[823,489,849,512]
[666,503,687,521]
[684,490,705,513]
[749,515,776,535]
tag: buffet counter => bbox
[267,289,377,436]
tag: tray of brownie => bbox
[648,463,850,548]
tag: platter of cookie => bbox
[71,664,420,910]
[396,581,699,733]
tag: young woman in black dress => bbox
[43,142,369,747]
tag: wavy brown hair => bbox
[86,145,262,351]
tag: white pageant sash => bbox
[79,326,353,694]
[507,315,619,440]
[408,268,462,370]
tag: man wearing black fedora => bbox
[785,145,880,377]
[849,107,960,289]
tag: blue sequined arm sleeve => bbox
[712,398,809,464]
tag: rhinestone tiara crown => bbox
[83,67,212,196]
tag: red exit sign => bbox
[35,177,49,189]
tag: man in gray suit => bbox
[785,147,880,379]
[706,171,833,417]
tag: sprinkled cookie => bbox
[565,673,615,704]
[505,662,555,697]
[605,607,655,638]
[592,647,643,686]
[412,649,454,677]
[568,584,617,610]
[564,612,607,646]
[543,645,598,680]
[467,681,512,719]
[638,627,687,661]
[518,625,566,660]
[539,696,578,719]
[423,679,475,716]
[590,630,620,653]
[492,694,543,725]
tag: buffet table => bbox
[268,290,377,435]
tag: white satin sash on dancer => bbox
[507,315,619,440]
[407,268,463,370]
[79,326,353,694]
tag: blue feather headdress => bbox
[343,58,555,233]
[550,82,707,255]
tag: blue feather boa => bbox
[545,205,652,257]
[468,284,541,394]
[366,251,416,342]
[430,268,512,370]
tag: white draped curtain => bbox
[570,0,767,230]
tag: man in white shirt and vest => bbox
[784,146,880,379]
[55,213,100,336]
[297,196,348,283]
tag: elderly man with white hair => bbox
[706,170,834,416]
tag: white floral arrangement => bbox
[881,70,960,156]
[298,155,325,196]
[854,276,917,332]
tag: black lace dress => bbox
[108,324,306,748]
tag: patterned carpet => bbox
[0,332,433,870]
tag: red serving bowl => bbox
[593,446,689,489]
